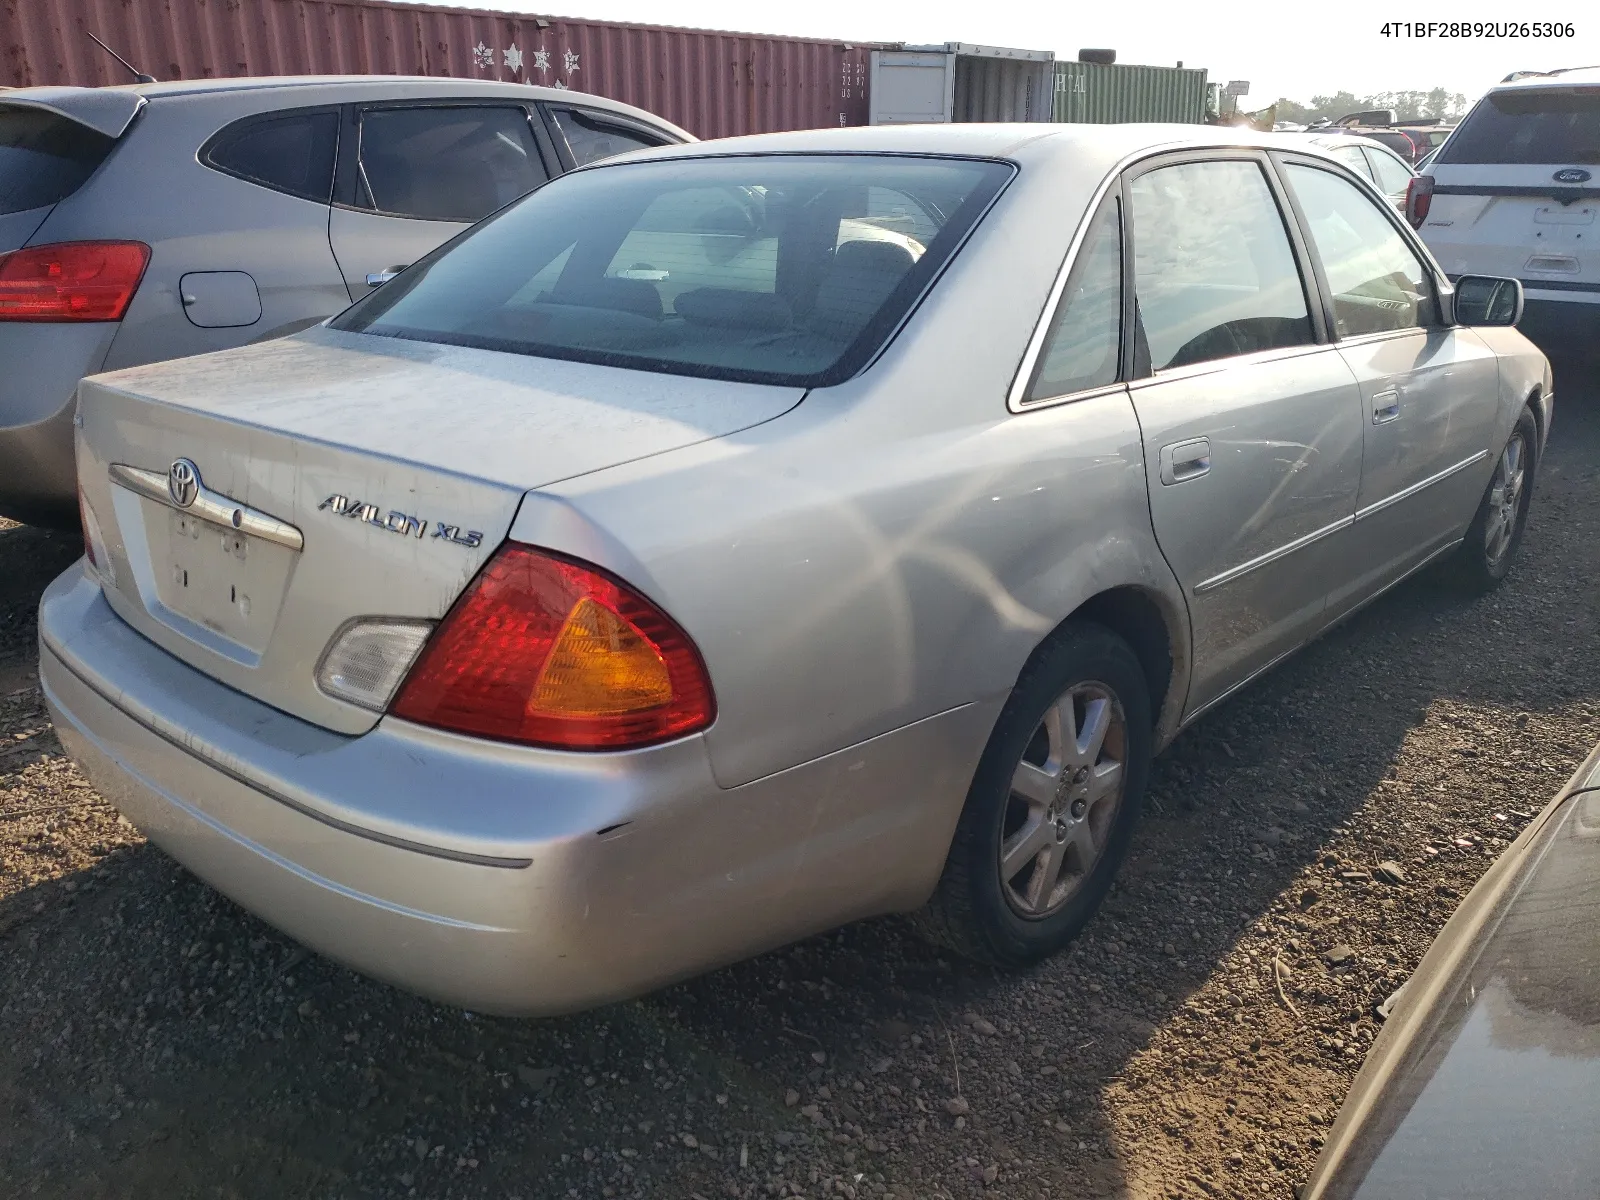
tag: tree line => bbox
[1270,88,1471,123]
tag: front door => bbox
[1121,155,1366,718]
[328,103,552,301]
[1279,159,1503,615]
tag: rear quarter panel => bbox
[521,150,1192,787]
[32,89,351,369]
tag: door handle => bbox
[364,264,409,287]
[1159,437,1211,485]
[1372,388,1401,424]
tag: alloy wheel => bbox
[999,682,1128,919]
[1484,432,1526,566]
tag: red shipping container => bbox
[0,0,874,138]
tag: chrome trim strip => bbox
[1354,450,1490,523]
[1179,537,1465,730]
[43,639,531,870]
[109,463,305,553]
[1193,515,1354,595]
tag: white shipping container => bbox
[869,43,1055,124]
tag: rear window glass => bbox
[205,110,339,202]
[334,154,1013,387]
[1439,88,1600,165]
[0,108,114,216]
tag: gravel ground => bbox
[3,350,1597,1200]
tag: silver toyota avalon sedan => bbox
[40,124,1552,1016]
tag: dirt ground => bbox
[2,348,1597,1200]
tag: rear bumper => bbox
[0,322,120,526]
[40,567,990,1015]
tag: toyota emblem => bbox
[167,458,200,508]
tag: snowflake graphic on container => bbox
[503,44,523,73]
[564,50,580,74]
[472,42,494,69]
[531,48,550,74]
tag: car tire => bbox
[913,622,1152,968]
[1448,407,1539,594]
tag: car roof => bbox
[0,76,694,142]
[606,122,1329,169]
[1493,65,1600,90]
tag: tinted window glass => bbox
[551,108,664,167]
[206,111,338,203]
[0,108,113,216]
[356,107,547,222]
[1439,89,1600,165]
[1366,147,1414,195]
[1331,143,1375,180]
[334,155,1012,387]
[1130,160,1313,371]
[1285,163,1436,337]
[1027,200,1121,401]
[1362,131,1418,161]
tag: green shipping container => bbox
[1053,61,1208,124]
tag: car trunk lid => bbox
[76,327,805,735]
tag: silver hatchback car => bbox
[0,76,689,526]
[42,125,1550,1015]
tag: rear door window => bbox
[0,108,114,215]
[334,154,1013,387]
[1365,147,1414,195]
[1129,158,1314,370]
[548,107,670,167]
[1439,88,1600,164]
[355,106,548,223]
[204,110,339,203]
[1330,143,1375,181]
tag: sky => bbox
[452,0,1599,108]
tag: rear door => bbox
[1422,85,1600,297]
[1119,152,1366,718]
[1278,156,1501,614]
[327,102,553,301]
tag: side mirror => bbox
[1453,275,1524,327]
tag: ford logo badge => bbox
[1553,168,1592,184]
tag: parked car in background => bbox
[1302,735,1600,1199]
[44,124,1549,1016]
[0,76,692,528]
[1279,131,1417,211]
[1412,67,1600,346]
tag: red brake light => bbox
[1405,174,1434,228]
[0,241,150,321]
[390,543,716,750]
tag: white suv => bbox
[1412,67,1599,348]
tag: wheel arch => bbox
[1019,584,1192,752]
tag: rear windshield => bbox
[0,108,115,216]
[1438,88,1600,165]
[333,154,1013,387]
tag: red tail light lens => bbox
[1405,175,1434,228]
[0,241,150,321]
[390,543,716,750]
